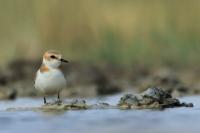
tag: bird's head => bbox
[42,50,68,68]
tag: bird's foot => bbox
[44,102,52,105]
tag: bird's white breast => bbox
[34,68,66,94]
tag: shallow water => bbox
[0,94,200,133]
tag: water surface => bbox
[0,95,199,133]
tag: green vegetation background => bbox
[0,0,200,67]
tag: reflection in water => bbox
[39,110,66,116]
[0,95,199,133]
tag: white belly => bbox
[34,69,66,95]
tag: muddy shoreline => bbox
[0,59,200,100]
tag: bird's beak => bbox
[60,58,69,63]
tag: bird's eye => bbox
[50,55,56,59]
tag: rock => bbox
[90,102,115,109]
[8,89,17,100]
[0,87,17,100]
[69,99,88,109]
[180,102,194,107]
[118,87,193,109]
[141,87,172,100]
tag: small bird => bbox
[34,50,68,104]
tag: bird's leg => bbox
[55,90,62,104]
[44,97,47,104]
[43,96,52,105]
[57,91,60,100]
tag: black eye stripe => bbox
[50,55,57,59]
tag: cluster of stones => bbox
[7,88,194,111]
[118,88,193,109]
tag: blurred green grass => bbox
[0,0,200,67]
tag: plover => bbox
[34,51,68,104]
